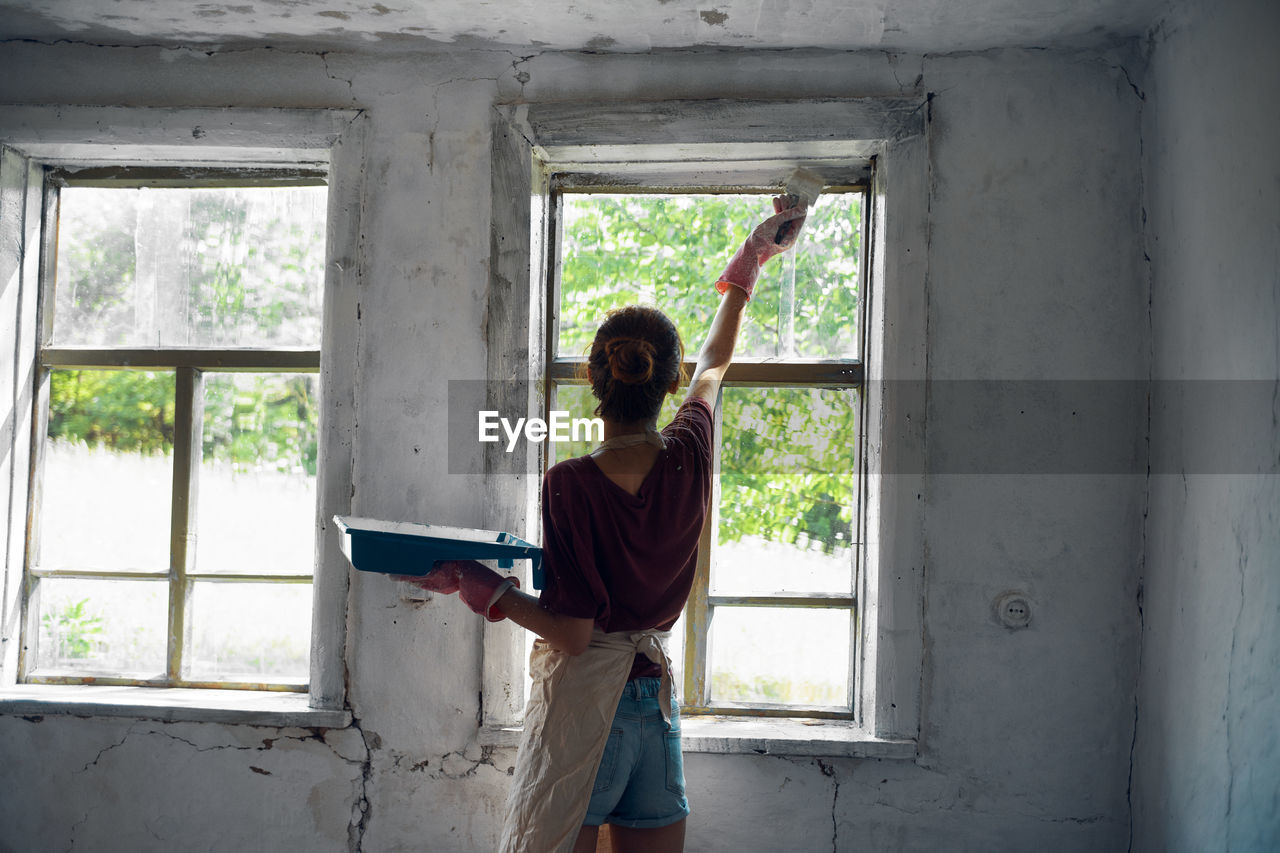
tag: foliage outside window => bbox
[548,189,864,717]
[25,177,327,690]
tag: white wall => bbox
[0,40,1150,851]
[1134,0,1280,849]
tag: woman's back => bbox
[537,397,714,633]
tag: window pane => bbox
[709,606,850,707]
[714,387,857,595]
[40,370,174,572]
[33,577,167,676]
[53,185,327,348]
[188,582,311,683]
[558,191,859,361]
[195,373,318,575]
[789,193,862,359]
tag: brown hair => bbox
[585,305,685,423]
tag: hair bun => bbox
[604,337,657,385]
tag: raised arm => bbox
[686,198,808,407]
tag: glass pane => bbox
[548,384,682,466]
[790,193,862,359]
[188,582,311,683]
[714,387,857,595]
[558,191,859,360]
[32,577,167,676]
[709,606,850,707]
[53,185,327,348]
[196,373,319,575]
[41,370,174,572]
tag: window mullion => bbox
[16,172,60,682]
[167,366,203,684]
[40,348,320,371]
[683,390,721,710]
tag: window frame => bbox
[24,166,327,692]
[0,105,367,717]
[481,98,929,751]
[544,183,869,719]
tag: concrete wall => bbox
[0,40,1150,851]
[1133,0,1280,850]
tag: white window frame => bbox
[480,98,928,756]
[0,105,366,726]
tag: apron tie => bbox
[631,630,675,725]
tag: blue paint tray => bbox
[334,515,544,590]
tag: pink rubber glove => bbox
[396,560,519,622]
[715,196,809,300]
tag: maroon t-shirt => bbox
[538,397,714,653]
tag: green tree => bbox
[49,370,175,453]
[558,193,861,552]
[47,186,324,466]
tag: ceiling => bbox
[0,0,1171,54]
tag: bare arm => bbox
[496,586,594,656]
[686,199,807,407]
[686,286,749,406]
[395,562,593,655]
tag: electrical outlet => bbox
[994,592,1032,629]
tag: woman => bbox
[406,197,807,853]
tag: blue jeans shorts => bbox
[583,677,690,829]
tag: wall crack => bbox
[1129,66,1152,853]
[77,725,136,773]
[815,758,838,852]
[347,714,375,853]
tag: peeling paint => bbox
[0,25,1219,853]
[0,0,1173,52]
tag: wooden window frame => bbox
[481,98,928,749]
[21,169,324,692]
[544,183,869,719]
[0,104,367,713]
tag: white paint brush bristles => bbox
[774,167,824,243]
[784,167,825,208]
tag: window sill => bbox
[0,684,351,728]
[480,716,916,759]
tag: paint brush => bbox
[775,167,824,244]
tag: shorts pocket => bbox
[593,728,624,795]
[663,730,685,796]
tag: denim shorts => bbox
[583,677,690,828]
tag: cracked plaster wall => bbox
[1133,0,1280,850]
[0,38,1154,852]
[0,714,367,850]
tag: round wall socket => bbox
[994,592,1032,629]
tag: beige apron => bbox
[498,628,674,853]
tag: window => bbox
[22,170,327,691]
[483,99,928,751]
[1,106,362,722]
[545,188,866,718]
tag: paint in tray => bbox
[334,515,543,589]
